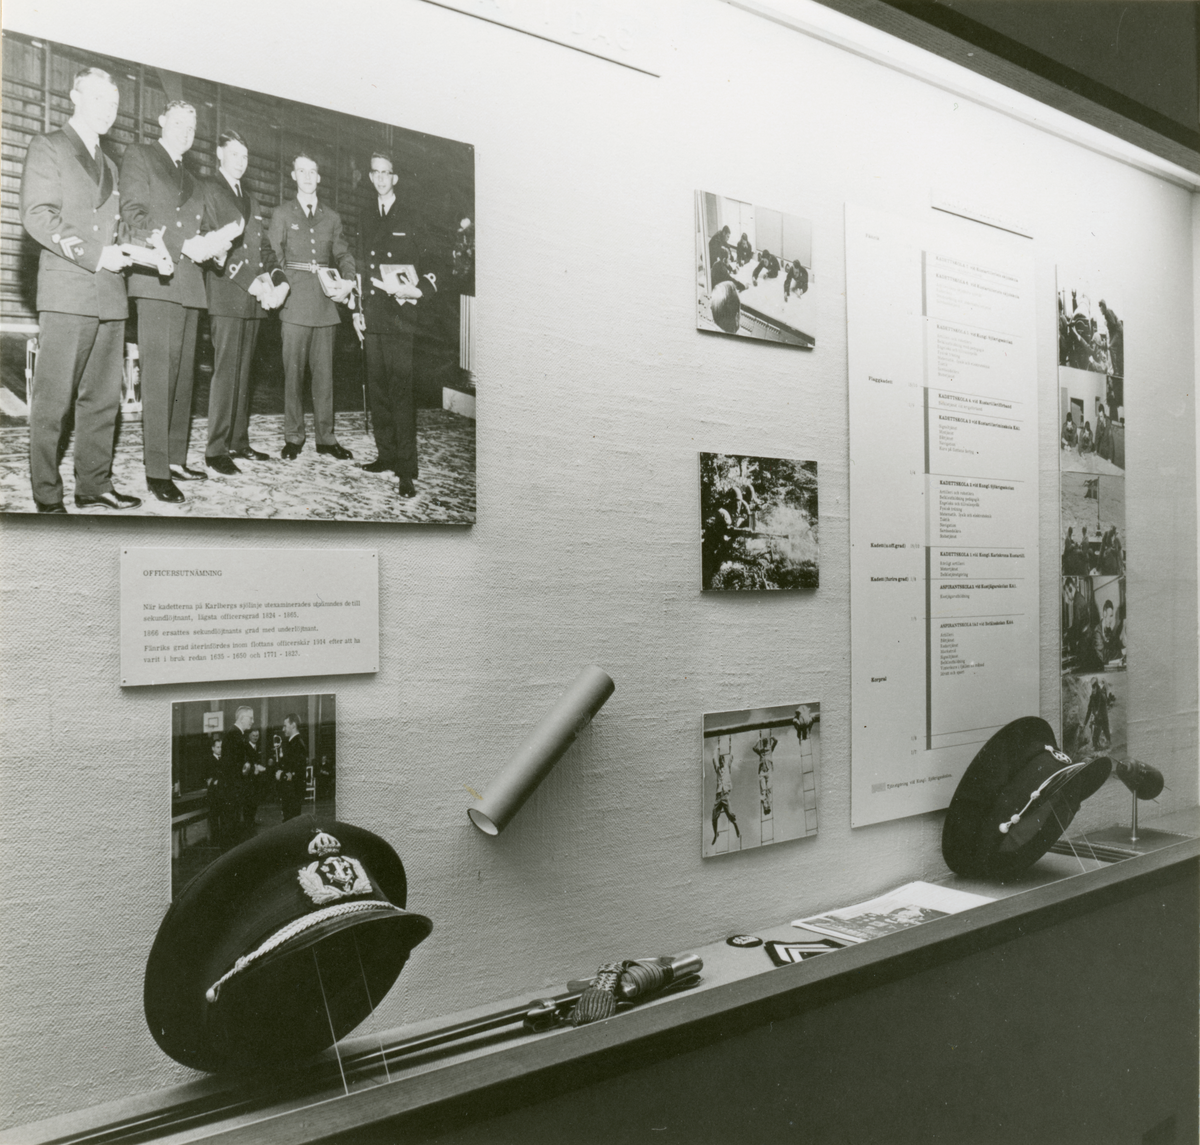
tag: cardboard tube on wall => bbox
[468,665,615,836]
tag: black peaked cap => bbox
[942,717,1111,880]
[145,816,431,1073]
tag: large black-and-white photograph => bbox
[1057,283,1124,475]
[700,452,818,590]
[695,190,814,347]
[171,693,336,897]
[702,703,820,858]
[0,33,475,521]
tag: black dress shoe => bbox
[358,458,394,473]
[34,499,67,514]
[230,446,271,461]
[205,454,241,476]
[169,463,208,481]
[75,489,143,510]
[316,443,353,460]
[147,477,185,503]
[280,442,302,460]
[397,476,416,498]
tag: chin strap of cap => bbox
[998,758,1091,835]
[205,899,402,1003]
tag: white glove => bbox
[328,279,355,305]
[370,276,421,303]
[182,229,236,265]
[201,219,244,266]
[247,274,271,303]
[97,245,134,272]
[181,233,214,263]
[123,227,175,276]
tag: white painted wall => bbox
[0,0,1195,1127]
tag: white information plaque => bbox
[845,203,1039,827]
[120,547,379,687]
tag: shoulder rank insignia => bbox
[298,831,373,904]
[55,235,84,260]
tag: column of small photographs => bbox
[1056,275,1126,766]
[694,190,822,859]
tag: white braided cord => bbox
[204,900,402,1003]
[998,761,1091,834]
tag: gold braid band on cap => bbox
[205,900,404,1003]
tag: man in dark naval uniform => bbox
[121,100,232,503]
[267,152,356,461]
[222,704,255,841]
[204,735,235,850]
[19,67,140,514]
[241,726,267,834]
[276,713,308,822]
[352,151,438,497]
[201,129,290,475]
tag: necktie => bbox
[234,181,242,199]
[306,205,313,219]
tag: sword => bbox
[43,954,703,1141]
[355,273,370,435]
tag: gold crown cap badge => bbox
[308,831,342,856]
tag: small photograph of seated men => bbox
[695,189,815,348]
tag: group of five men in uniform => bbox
[20,66,436,512]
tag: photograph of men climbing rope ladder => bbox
[701,703,820,859]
